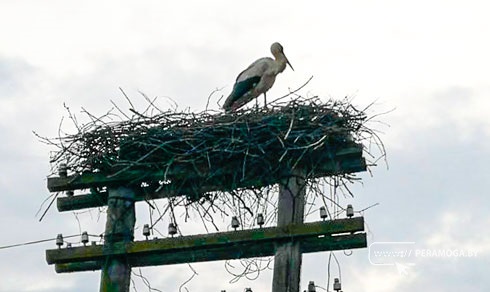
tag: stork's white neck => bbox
[273,55,288,74]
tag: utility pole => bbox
[99,187,135,292]
[44,104,371,290]
[46,155,367,288]
[273,170,305,292]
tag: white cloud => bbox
[424,211,490,256]
[1,0,490,291]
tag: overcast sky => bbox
[1,0,489,291]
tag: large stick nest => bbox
[42,95,379,201]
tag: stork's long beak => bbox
[285,56,294,71]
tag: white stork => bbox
[223,42,294,112]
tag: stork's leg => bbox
[264,92,267,109]
[255,95,259,109]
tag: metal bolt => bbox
[168,223,177,237]
[319,206,327,220]
[58,163,67,177]
[231,216,240,230]
[56,234,63,248]
[143,224,150,239]
[333,278,341,291]
[257,213,264,227]
[346,204,354,218]
[308,281,316,292]
[81,231,89,246]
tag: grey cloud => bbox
[434,86,474,105]
[0,57,38,98]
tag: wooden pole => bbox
[272,170,306,292]
[100,187,135,292]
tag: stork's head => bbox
[270,42,294,71]
[270,42,284,55]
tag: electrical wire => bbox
[0,234,80,250]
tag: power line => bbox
[0,233,100,250]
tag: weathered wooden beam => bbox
[47,218,366,272]
[56,261,100,273]
[48,145,365,193]
[57,191,109,212]
[54,233,366,273]
[53,232,366,273]
[55,153,366,212]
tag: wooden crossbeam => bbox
[54,234,366,273]
[54,148,365,212]
[48,145,364,193]
[46,218,366,273]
